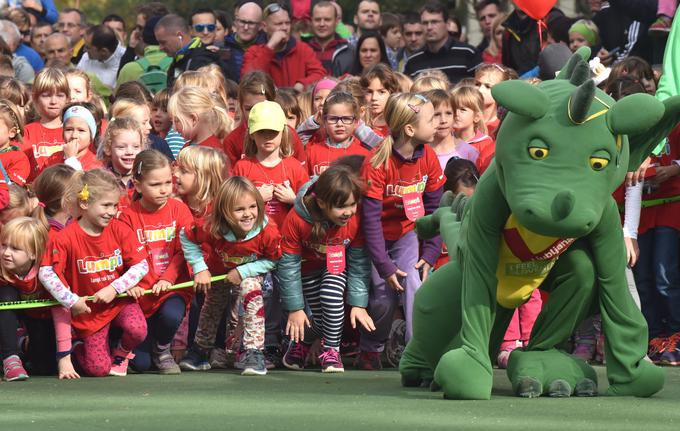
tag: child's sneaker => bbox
[319,348,344,373]
[264,346,283,369]
[385,319,406,368]
[241,349,267,376]
[660,333,680,366]
[3,355,28,381]
[355,351,382,371]
[109,348,135,377]
[648,336,668,364]
[152,344,181,375]
[283,341,310,370]
[649,15,672,36]
[179,346,210,371]
[496,349,514,369]
[209,348,230,369]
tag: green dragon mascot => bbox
[399,47,680,400]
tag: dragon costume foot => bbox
[605,360,664,397]
[436,348,493,400]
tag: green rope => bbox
[0,274,227,311]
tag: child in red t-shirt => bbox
[23,68,70,182]
[99,117,145,212]
[279,164,374,373]
[232,101,309,230]
[118,150,194,375]
[0,217,50,381]
[451,86,496,175]
[47,103,103,173]
[0,101,29,186]
[168,86,234,152]
[179,176,282,376]
[304,92,371,178]
[38,169,150,378]
[223,71,307,168]
[360,64,400,138]
[359,93,445,370]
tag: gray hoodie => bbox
[278,177,371,311]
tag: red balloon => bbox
[512,0,557,21]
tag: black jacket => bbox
[502,8,564,75]
[166,39,235,88]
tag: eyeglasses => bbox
[264,3,284,19]
[324,115,355,125]
[236,18,260,28]
[193,24,216,33]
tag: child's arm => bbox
[277,253,304,311]
[296,115,321,146]
[179,227,212,292]
[109,259,149,294]
[38,266,80,309]
[346,246,370,308]
[362,197,403,288]
[354,120,385,149]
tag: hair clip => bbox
[78,184,89,202]
[414,94,429,103]
[407,103,421,114]
[37,201,46,208]
[260,85,266,95]
[136,160,143,176]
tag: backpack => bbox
[135,56,173,94]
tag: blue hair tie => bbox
[63,106,97,138]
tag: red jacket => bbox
[242,38,326,88]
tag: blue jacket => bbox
[223,32,267,82]
[277,178,371,311]
[15,44,43,73]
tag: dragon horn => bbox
[568,79,595,125]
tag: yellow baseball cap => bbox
[248,101,286,134]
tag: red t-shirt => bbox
[469,134,496,174]
[223,123,307,169]
[0,149,30,186]
[43,219,148,337]
[184,135,226,153]
[281,206,363,273]
[46,149,102,172]
[362,143,445,240]
[232,156,309,229]
[118,199,194,317]
[305,134,370,177]
[185,220,282,273]
[23,122,64,182]
[639,126,680,235]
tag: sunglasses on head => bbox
[193,24,216,33]
[264,3,284,19]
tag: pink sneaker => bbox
[109,348,135,377]
[283,341,311,370]
[319,348,344,373]
[3,355,28,381]
[496,349,513,369]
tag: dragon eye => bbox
[528,147,549,160]
[590,157,609,171]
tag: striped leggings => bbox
[302,271,346,350]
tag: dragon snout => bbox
[551,190,575,222]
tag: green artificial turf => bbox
[2,366,680,431]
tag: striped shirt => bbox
[166,128,186,159]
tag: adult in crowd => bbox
[223,1,266,82]
[76,25,126,90]
[348,0,381,45]
[43,32,72,66]
[213,9,232,47]
[116,2,170,75]
[242,3,325,90]
[57,8,87,64]
[349,31,390,75]
[501,3,564,75]
[103,14,127,45]
[5,8,44,73]
[398,12,425,71]
[474,0,502,52]
[482,13,507,64]
[304,0,348,74]
[117,16,171,88]
[31,21,54,58]
[155,14,234,89]
[592,0,654,65]
[404,1,481,84]
[190,8,218,46]
[0,20,34,83]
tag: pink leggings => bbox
[75,303,147,377]
[501,289,543,351]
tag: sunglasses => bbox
[193,24,216,33]
[264,3,284,19]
